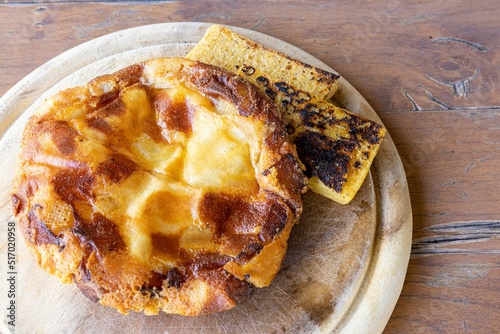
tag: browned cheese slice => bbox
[12,58,307,316]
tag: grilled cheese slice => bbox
[187,24,340,101]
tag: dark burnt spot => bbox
[12,180,38,216]
[300,104,383,146]
[224,274,255,304]
[295,131,351,193]
[151,233,181,260]
[12,195,23,215]
[344,115,383,144]
[155,93,194,134]
[53,168,93,204]
[259,200,288,244]
[271,82,311,110]
[26,205,60,246]
[355,161,362,168]
[264,87,277,100]
[299,104,331,129]
[236,242,263,263]
[73,212,125,255]
[293,91,311,105]
[281,97,291,107]
[140,271,166,297]
[274,81,294,95]
[256,76,269,86]
[146,271,167,290]
[86,117,112,134]
[97,153,138,183]
[166,267,185,288]
[286,123,296,135]
[241,65,255,75]
[188,253,232,274]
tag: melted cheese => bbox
[14,58,305,316]
[183,108,258,194]
[86,83,262,261]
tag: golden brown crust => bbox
[12,58,306,316]
[186,25,340,101]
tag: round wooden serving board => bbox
[0,23,412,334]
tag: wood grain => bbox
[0,0,499,333]
[380,110,500,333]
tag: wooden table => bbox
[0,1,498,333]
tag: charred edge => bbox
[140,269,185,298]
[299,103,383,145]
[12,194,24,216]
[188,62,279,121]
[258,200,288,244]
[224,273,255,304]
[27,205,61,246]
[266,153,308,213]
[75,251,102,303]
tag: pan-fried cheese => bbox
[12,58,307,316]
